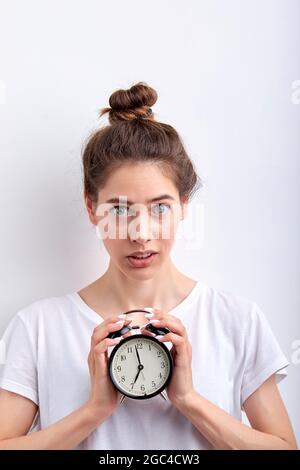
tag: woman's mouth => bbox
[127,253,158,268]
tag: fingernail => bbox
[112,337,122,342]
[149,319,160,323]
[116,319,125,325]
[118,314,127,319]
[144,307,154,313]
[145,312,154,318]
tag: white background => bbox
[0,0,299,444]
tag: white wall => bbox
[0,0,299,444]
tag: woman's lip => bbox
[127,251,157,258]
[126,253,158,267]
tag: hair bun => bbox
[99,81,158,124]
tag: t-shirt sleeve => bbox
[241,302,290,409]
[0,312,38,406]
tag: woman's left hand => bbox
[141,308,195,407]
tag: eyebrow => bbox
[105,194,176,205]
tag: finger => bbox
[89,336,119,375]
[146,309,185,328]
[87,349,95,375]
[145,308,165,320]
[92,314,131,334]
[158,331,190,361]
[91,318,132,348]
[143,317,187,339]
[92,337,123,372]
[149,308,181,319]
[95,336,123,352]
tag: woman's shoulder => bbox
[14,292,73,326]
[202,282,259,327]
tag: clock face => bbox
[108,334,173,399]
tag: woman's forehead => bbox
[106,162,171,183]
[99,165,178,202]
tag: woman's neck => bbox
[79,261,197,318]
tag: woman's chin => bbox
[123,253,161,276]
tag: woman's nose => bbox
[128,211,154,243]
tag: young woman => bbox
[0,82,297,450]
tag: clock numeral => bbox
[136,342,143,349]
[117,366,121,372]
[157,351,162,357]
[120,355,126,361]
[161,361,166,368]
[158,372,162,378]
[152,381,156,388]
[121,376,125,382]
[148,344,152,351]
[140,384,145,391]
[127,346,133,353]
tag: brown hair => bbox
[81,81,202,204]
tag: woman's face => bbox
[86,162,188,280]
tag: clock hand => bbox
[131,352,145,388]
[132,368,141,386]
[135,345,142,365]
[135,344,146,381]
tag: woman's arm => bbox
[0,314,133,450]
[144,309,297,450]
[0,389,109,450]
[173,374,298,450]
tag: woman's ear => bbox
[180,195,189,220]
[83,191,97,225]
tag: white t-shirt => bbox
[0,280,289,450]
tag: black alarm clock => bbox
[107,309,174,400]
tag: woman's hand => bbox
[86,315,132,420]
[141,309,195,407]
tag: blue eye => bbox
[151,203,171,216]
[110,203,171,217]
[110,205,129,216]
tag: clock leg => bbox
[119,394,127,404]
[160,390,168,401]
